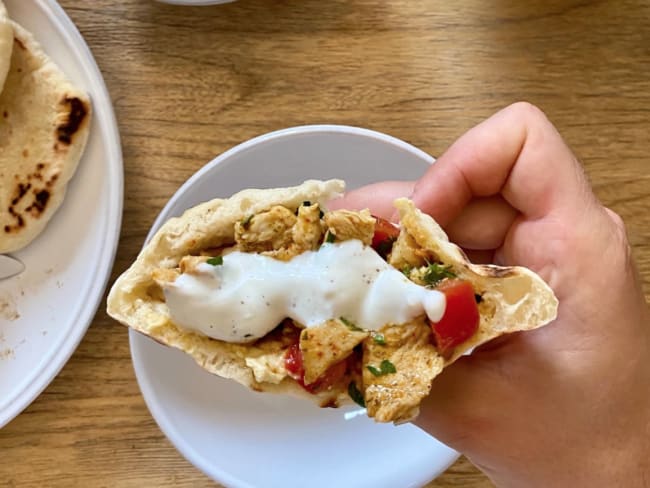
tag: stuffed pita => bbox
[107,180,558,423]
[0,21,91,253]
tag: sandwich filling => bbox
[107,182,558,424]
[162,239,446,343]
[150,202,482,417]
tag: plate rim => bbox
[0,0,124,427]
[145,124,434,243]
[130,124,458,487]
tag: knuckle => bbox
[606,207,625,231]
[508,101,548,122]
[605,208,629,244]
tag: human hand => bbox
[331,102,650,487]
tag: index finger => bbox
[327,180,414,221]
[411,102,595,226]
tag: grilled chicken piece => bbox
[235,205,296,253]
[300,319,368,384]
[178,255,211,274]
[151,267,180,287]
[264,203,325,261]
[388,230,434,272]
[362,318,443,423]
[291,203,325,252]
[324,209,375,245]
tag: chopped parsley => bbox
[297,201,324,218]
[367,359,397,377]
[325,231,336,243]
[422,262,456,287]
[348,381,366,407]
[206,256,223,266]
[401,265,413,277]
[340,316,363,332]
[296,201,310,215]
[241,214,253,229]
[372,332,386,345]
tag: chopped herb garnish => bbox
[348,381,366,407]
[296,201,324,218]
[423,262,456,287]
[296,201,311,215]
[325,231,336,243]
[401,265,413,277]
[241,214,254,229]
[367,359,397,377]
[372,332,386,345]
[206,256,223,266]
[340,316,363,332]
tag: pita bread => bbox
[0,21,91,253]
[107,180,558,423]
[393,198,558,363]
[0,1,12,93]
[108,180,347,405]
[364,199,559,421]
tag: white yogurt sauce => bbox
[163,240,446,343]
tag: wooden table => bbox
[2,0,649,486]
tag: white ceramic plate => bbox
[130,126,458,488]
[0,1,123,427]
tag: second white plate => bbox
[0,0,123,427]
[130,126,458,488]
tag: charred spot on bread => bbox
[319,397,340,408]
[10,182,31,206]
[23,188,52,217]
[33,190,50,212]
[478,264,518,278]
[4,205,24,233]
[13,36,26,50]
[4,182,30,233]
[4,167,58,233]
[56,96,89,145]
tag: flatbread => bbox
[394,198,558,364]
[0,21,91,253]
[0,1,12,93]
[364,199,559,421]
[107,180,558,423]
[108,180,347,405]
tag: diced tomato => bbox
[284,342,348,393]
[308,359,348,393]
[429,279,480,358]
[284,343,304,380]
[372,216,400,259]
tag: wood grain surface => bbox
[2,0,649,486]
